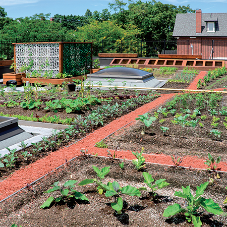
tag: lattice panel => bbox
[15,43,59,77]
[63,43,92,76]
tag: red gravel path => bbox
[1,71,226,202]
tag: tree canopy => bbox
[0,2,195,57]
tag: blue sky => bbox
[1,0,227,19]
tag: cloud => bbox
[0,0,39,6]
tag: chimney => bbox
[196,9,202,33]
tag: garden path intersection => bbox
[1,70,227,202]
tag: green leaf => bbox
[45,186,61,193]
[121,185,141,197]
[216,156,221,164]
[74,191,89,201]
[111,197,123,214]
[155,179,169,189]
[163,203,182,217]
[55,197,62,203]
[174,191,188,199]
[201,198,223,215]
[63,180,77,187]
[92,165,110,179]
[40,196,54,208]
[61,189,69,196]
[105,190,118,197]
[223,197,227,204]
[78,179,94,186]
[143,172,154,185]
[191,215,202,227]
[195,182,209,199]
[112,181,120,192]
[182,185,191,196]
[0,162,4,168]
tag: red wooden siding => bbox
[177,37,227,59]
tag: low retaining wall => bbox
[110,58,227,70]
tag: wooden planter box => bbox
[22,75,87,85]
[0,60,14,67]
[91,68,103,73]
[3,73,26,86]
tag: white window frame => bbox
[207,22,215,32]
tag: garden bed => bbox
[0,155,226,226]
[0,88,160,181]
[1,71,227,226]
[104,92,227,161]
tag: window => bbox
[207,22,215,32]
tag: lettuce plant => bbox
[163,182,223,227]
[40,180,89,208]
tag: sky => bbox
[1,0,227,19]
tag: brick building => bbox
[173,10,227,59]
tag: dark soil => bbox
[0,88,159,181]
[0,155,226,227]
[104,93,227,162]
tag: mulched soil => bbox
[1,71,227,226]
[0,156,227,227]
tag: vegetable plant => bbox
[204,153,221,171]
[119,161,124,170]
[136,113,156,135]
[210,129,221,139]
[171,155,183,167]
[163,182,223,226]
[40,180,88,208]
[142,172,169,198]
[104,181,141,214]
[132,148,146,170]
[79,165,110,194]
[3,148,18,168]
[160,126,169,135]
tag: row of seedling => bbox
[0,93,159,171]
[39,162,225,227]
[197,67,227,89]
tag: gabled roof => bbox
[173,13,227,37]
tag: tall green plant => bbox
[163,182,223,226]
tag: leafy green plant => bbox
[78,165,110,194]
[132,148,146,170]
[20,99,42,110]
[159,119,166,124]
[119,161,124,170]
[208,109,218,116]
[95,140,108,148]
[171,155,183,167]
[142,172,169,198]
[104,181,141,214]
[3,148,18,168]
[157,107,169,117]
[163,182,223,226]
[93,58,100,69]
[40,180,89,208]
[210,129,221,139]
[160,126,169,135]
[200,115,207,121]
[204,153,221,171]
[136,113,156,134]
